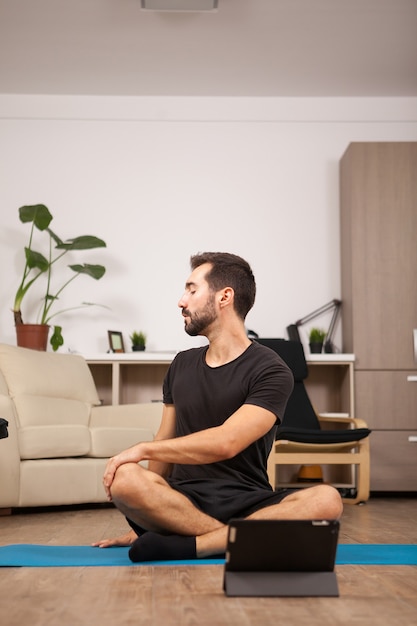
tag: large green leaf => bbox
[46,228,64,247]
[56,236,106,251]
[25,247,50,271]
[19,204,53,230]
[68,264,106,279]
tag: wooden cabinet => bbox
[340,142,417,491]
[305,354,355,418]
[85,352,355,414]
[355,371,417,431]
[85,353,175,405]
[368,431,417,492]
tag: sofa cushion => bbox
[88,403,162,457]
[13,395,91,427]
[13,395,92,457]
[0,344,100,459]
[89,426,154,458]
[19,458,108,506]
[0,344,100,405]
[13,394,91,426]
[19,425,91,459]
[89,402,163,433]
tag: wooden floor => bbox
[1,496,417,626]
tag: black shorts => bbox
[166,478,298,524]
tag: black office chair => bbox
[256,339,371,504]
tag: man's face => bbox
[178,263,217,337]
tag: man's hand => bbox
[92,529,138,549]
[103,444,145,499]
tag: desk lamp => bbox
[287,299,342,353]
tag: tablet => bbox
[223,519,339,597]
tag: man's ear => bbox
[219,287,234,308]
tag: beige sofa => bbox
[0,343,162,511]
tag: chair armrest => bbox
[318,415,369,429]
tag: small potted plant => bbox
[130,331,146,352]
[308,327,326,354]
[13,204,107,351]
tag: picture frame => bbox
[107,330,125,353]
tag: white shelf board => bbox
[82,352,176,362]
[306,353,355,363]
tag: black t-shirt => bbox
[163,341,293,490]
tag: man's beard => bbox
[182,296,217,336]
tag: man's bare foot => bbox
[92,528,138,548]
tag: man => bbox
[93,252,342,561]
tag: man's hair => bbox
[190,252,256,320]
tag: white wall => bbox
[1,96,416,355]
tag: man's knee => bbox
[286,484,343,520]
[110,463,150,502]
[312,484,343,519]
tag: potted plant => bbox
[130,331,146,352]
[13,204,106,351]
[308,327,326,354]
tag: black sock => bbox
[128,532,197,562]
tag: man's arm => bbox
[103,404,276,497]
[143,403,276,465]
[93,406,177,547]
[147,404,176,478]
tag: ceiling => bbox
[0,0,416,97]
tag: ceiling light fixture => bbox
[141,0,218,11]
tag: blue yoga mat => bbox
[0,544,416,567]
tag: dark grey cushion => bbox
[276,426,371,444]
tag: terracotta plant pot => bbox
[15,324,50,351]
